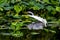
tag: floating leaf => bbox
[56,6,60,12]
[0,0,7,7]
[46,6,55,11]
[43,0,50,3]
[12,31,23,37]
[32,5,40,10]
[0,7,3,11]
[14,5,22,13]
[4,6,13,10]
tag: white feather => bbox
[28,15,47,27]
[27,11,47,27]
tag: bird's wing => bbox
[28,15,47,27]
[29,15,43,22]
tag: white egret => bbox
[27,11,47,30]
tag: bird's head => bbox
[27,11,34,15]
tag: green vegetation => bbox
[0,0,60,40]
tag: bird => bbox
[26,11,47,30]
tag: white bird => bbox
[27,11,47,30]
